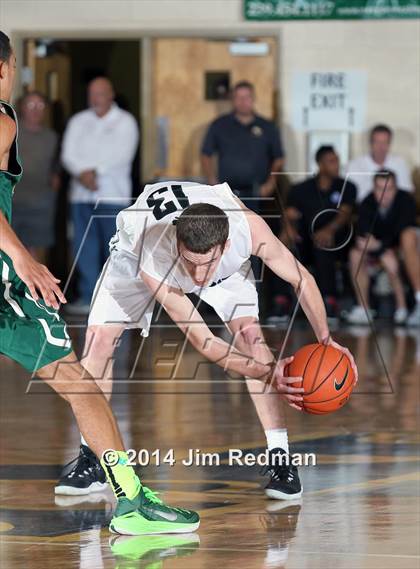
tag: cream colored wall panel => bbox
[279,21,420,175]
[153,37,276,178]
[1,0,241,32]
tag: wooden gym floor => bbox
[0,320,419,569]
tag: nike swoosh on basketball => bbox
[334,366,349,391]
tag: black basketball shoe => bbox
[262,448,303,500]
[55,444,108,496]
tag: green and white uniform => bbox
[0,105,200,534]
[0,100,72,372]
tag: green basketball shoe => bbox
[109,485,200,535]
[109,532,200,568]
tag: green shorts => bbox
[0,252,73,372]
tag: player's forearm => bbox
[188,330,272,381]
[294,269,330,343]
[0,211,29,262]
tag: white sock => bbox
[415,291,420,304]
[265,428,289,454]
[80,434,88,447]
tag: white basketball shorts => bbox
[88,251,259,336]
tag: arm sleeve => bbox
[268,123,285,160]
[60,116,96,176]
[341,181,357,207]
[201,122,218,156]
[96,114,139,176]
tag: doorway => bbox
[22,38,141,284]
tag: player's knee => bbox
[36,365,66,399]
[36,354,101,401]
[84,325,118,359]
[42,373,101,402]
[36,351,77,382]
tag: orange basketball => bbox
[285,343,356,414]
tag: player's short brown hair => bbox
[176,203,229,254]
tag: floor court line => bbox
[0,538,418,560]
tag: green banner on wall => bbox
[244,0,420,20]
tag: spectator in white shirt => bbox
[61,77,139,313]
[346,124,413,203]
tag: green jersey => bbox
[0,100,23,222]
[0,100,72,372]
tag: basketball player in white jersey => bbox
[56,181,356,499]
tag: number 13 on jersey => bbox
[147,184,190,220]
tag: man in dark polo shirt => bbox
[201,80,285,211]
[272,145,356,321]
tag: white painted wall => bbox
[2,0,419,175]
[279,19,420,175]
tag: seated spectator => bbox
[346,170,420,326]
[272,145,356,321]
[347,124,413,202]
[12,92,59,264]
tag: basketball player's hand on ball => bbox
[271,356,304,411]
[325,339,358,384]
